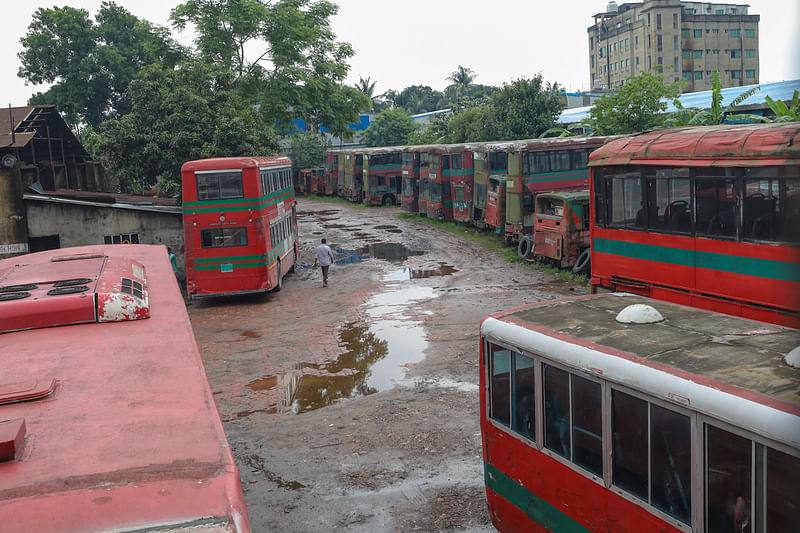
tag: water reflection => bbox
[385,263,458,281]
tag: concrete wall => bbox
[24,199,186,280]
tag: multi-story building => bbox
[588,0,759,92]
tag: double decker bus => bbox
[181,156,298,298]
[339,149,365,202]
[481,292,799,533]
[507,136,616,244]
[0,244,251,532]
[590,123,800,328]
[362,146,403,205]
[447,144,475,223]
[324,149,340,196]
[471,142,512,231]
[401,146,421,212]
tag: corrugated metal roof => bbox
[0,106,38,148]
[558,79,800,124]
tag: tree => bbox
[19,1,183,131]
[356,76,377,99]
[765,90,800,122]
[394,85,445,114]
[94,62,279,193]
[408,113,451,145]
[447,106,492,143]
[361,108,417,147]
[483,75,565,140]
[585,71,682,134]
[287,131,329,171]
[446,65,476,91]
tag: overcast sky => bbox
[4,0,799,107]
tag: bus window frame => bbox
[196,169,244,200]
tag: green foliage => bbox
[394,85,446,114]
[94,62,279,193]
[447,106,492,143]
[362,108,418,147]
[482,75,565,140]
[766,90,800,122]
[287,131,329,171]
[408,113,451,145]
[19,1,184,131]
[585,71,682,134]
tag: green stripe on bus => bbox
[443,169,474,176]
[523,170,588,183]
[594,237,800,283]
[195,261,268,271]
[183,188,294,209]
[484,462,591,533]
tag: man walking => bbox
[314,238,335,287]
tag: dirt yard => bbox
[187,197,585,532]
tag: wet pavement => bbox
[187,198,584,532]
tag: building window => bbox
[694,29,702,38]
[590,36,594,50]
[694,71,703,80]
[635,35,639,46]
[694,50,703,58]
[713,49,720,54]
[600,46,606,58]
[716,9,723,15]
[732,70,742,79]
[673,13,678,28]
[745,49,756,58]
[713,28,719,34]
[626,18,631,24]
[745,29,755,38]
[636,56,640,65]
[591,55,594,68]
[656,13,662,29]
[745,70,756,79]
[681,28,690,38]
[731,49,741,58]
[682,50,691,59]
[685,8,694,14]
[731,29,741,37]
[648,35,651,48]
[625,38,629,48]
[682,71,691,79]
[104,233,140,245]
[674,35,678,49]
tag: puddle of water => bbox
[240,330,261,338]
[357,243,424,262]
[323,223,347,229]
[244,284,435,414]
[373,225,397,230]
[386,229,403,234]
[385,263,458,280]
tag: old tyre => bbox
[274,260,283,292]
[518,236,534,259]
[572,248,591,275]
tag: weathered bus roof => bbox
[589,123,800,167]
[0,245,247,531]
[482,293,800,447]
[181,155,291,172]
[522,134,620,152]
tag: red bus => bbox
[590,123,800,328]
[447,144,475,224]
[339,149,364,202]
[419,145,455,221]
[401,146,421,212]
[481,293,800,533]
[362,146,403,205]
[0,244,251,532]
[324,150,340,196]
[471,142,512,231]
[181,156,299,298]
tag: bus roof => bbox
[482,293,800,447]
[589,123,800,167]
[181,155,291,172]
[0,245,246,531]
[522,134,620,152]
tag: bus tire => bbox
[288,249,297,273]
[518,236,534,259]
[274,260,283,292]
[572,249,591,275]
[382,194,395,206]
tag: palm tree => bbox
[446,65,476,90]
[356,76,377,99]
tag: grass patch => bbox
[395,212,589,285]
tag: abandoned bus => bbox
[471,141,512,230]
[590,123,800,329]
[181,156,298,298]
[447,144,476,224]
[506,136,616,243]
[481,292,799,533]
[362,146,403,206]
[401,146,421,212]
[324,150,340,196]
[339,149,365,202]
[0,244,251,532]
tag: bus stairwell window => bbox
[489,344,511,427]
[512,352,535,442]
[651,405,692,524]
[543,364,570,459]
[706,425,751,533]
[612,390,648,500]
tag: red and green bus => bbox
[324,149,340,196]
[362,146,403,206]
[481,292,800,532]
[339,149,364,202]
[446,144,476,223]
[0,244,251,532]
[400,146,421,212]
[181,156,299,298]
[590,123,800,329]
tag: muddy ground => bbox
[187,198,586,532]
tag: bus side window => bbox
[512,352,536,442]
[706,425,752,533]
[651,405,692,524]
[612,390,648,500]
[571,375,602,476]
[696,178,738,239]
[543,364,570,459]
[489,344,511,427]
[759,447,800,531]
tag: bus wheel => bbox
[382,194,395,206]
[518,236,534,259]
[288,249,297,273]
[572,249,591,275]
[274,260,283,291]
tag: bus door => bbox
[486,175,506,233]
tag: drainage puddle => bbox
[335,243,425,264]
[244,284,435,415]
[385,263,458,280]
